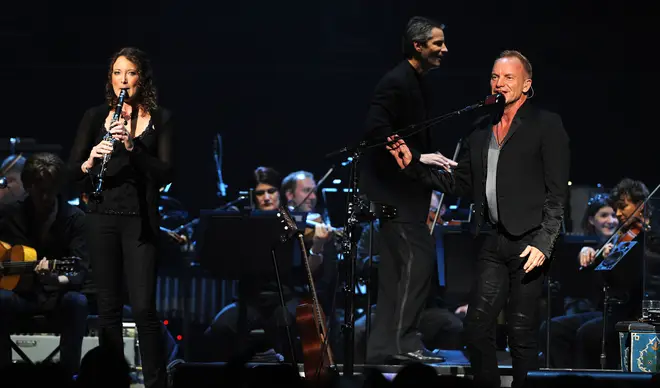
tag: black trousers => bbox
[464,230,545,388]
[366,221,435,363]
[86,214,166,388]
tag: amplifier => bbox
[11,323,140,368]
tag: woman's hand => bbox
[579,246,597,267]
[82,139,114,172]
[109,120,134,151]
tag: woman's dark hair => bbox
[611,178,649,205]
[21,152,66,189]
[105,47,158,114]
[581,193,614,235]
[254,166,281,189]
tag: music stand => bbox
[197,210,306,278]
[593,241,638,369]
[196,210,306,364]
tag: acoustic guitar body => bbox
[296,298,334,381]
[0,242,37,291]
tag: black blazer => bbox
[359,60,434,223]
[68,104,174,239]
[405,101,570,258]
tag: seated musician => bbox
[0,153,89,378]
[205,167,332,362]
[0,155,27,206]
[543,179,648,369]
[281,170,336,304]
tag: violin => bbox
[582,183,658,270]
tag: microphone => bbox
[459,93,505,114]
[0,176,7,189]
[484,93,505,107]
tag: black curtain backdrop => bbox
[2,0,632,218]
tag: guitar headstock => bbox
[50,257,82,277]
[276,205,300,243]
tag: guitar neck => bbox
[1,259,69,274]
[1,260,38,275]
[296,234,328,335]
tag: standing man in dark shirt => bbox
[361,16,452,364]
[0,152,89,378]
[386,51,570,388]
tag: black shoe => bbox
[388,349,445,364]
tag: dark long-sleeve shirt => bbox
[0,196,89,295]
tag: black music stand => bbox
[593,240,639,369]
[196,210,305,364]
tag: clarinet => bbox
[90,88,128,203]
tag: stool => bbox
[616,321,660,372]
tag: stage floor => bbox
[164,350,655,388]
[165,350,517,387]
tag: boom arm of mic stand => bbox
[326,108,470,160]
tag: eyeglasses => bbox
[254,188,278,196]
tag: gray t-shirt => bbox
[486,132,500,224]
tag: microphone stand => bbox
[326,95,501,376]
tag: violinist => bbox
[281,170,333,258]
[575,178,649,369]
[280,170,339,344]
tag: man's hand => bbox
[420,152,457,172]
[386,136,412,169]
[520,245,546,273]
[34,258,49,273]
[312,223,332,247]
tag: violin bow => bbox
[213,133,228,198]
[0,153,23,176]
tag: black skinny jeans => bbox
[464,230,545,388]
[85,214,166,388]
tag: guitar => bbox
[276,205,334,381]
[0,240,83,291]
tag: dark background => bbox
[3,0,631,220]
